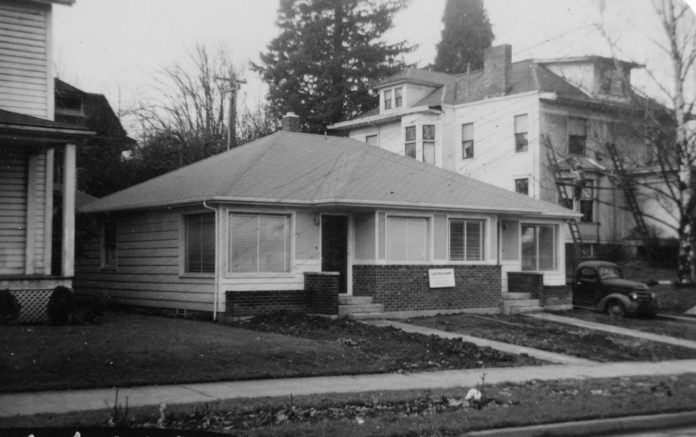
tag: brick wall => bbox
[305,272,339,315]
[225,290,310,317]
[353,265,501,312]
[539,285,572,308]
[507,272,544,295]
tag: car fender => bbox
[597,293,632,312]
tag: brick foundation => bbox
[352,265,501,312]
[507,272,544,294]
[539,285,572,309]
[305,272,339,315]
[225,290,310,317]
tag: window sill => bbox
[180,273,215,279]
[100,266,117,272]
[224,272,296,279]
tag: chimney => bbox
[483,45,512,98]
[281,112,300,132]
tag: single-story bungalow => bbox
[77,117,579,319]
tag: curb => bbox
[466,411,696,436]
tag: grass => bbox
[409,313,696,361]
[651,284,696,314]
[4,374,696,436]
[0,311,538,393]
[554,309,696,341]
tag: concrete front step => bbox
[502,292,532,300]
[338,295,374,305]
[338,303,384,317]
[509,305,544,315]
[502,298,542,315]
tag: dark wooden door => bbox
[321,215,348,294]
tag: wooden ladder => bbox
[605,142,650,241]
[543,135,585,261]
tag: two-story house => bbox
[330,45,670,265]
[0,0,94,322]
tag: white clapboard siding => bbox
[0,149,27,274]
[0,1,49,118]
[74,210,216,312]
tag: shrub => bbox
[47,286,74,325]
[69,297,106,324]
[0,289,20,322]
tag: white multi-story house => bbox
[330,45,670,261]
[0,0,94,322]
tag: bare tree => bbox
[595,0,696,282]
[130,45,278,181]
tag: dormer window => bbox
[384,89,393,110]
[599,67,626,96]
[394,87,403,108]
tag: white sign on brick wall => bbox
[428,268,455,288]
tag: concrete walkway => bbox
[366,320,596,365]
[526,312,696,350]
[2,360,696,419]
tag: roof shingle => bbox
[83,131,576,219]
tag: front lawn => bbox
[651,284,696,314]
[553,309,696,341]
[6,374,696,436]
[0,311,539,393]
[410,314,696,361]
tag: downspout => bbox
[203,201,219,321]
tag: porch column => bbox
[61,143,76,277]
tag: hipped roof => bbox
[83,131,577,219]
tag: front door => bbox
[321,215,348,294]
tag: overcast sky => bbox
[52,0,696,133]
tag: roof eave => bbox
[328,106,441,130]
[81,195,579,219]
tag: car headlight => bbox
[650,292,656,299]
[629,292,638,300]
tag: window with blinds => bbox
[387,216,428,262]
[449,219,485,261]
[229,213,290,273]
[185,213,215,273]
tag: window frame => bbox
[182,213,216,276]
[520,223,558,272]
[394,87,403,107]
[568,117,587,155]
[447,218,486,262]
[514,177,529,196]
[386,215,431,263]
[558,179,595,223]
[404,125,417,159]
[422,124,435,164]
[462,122,474,159]
[514,114,529,153]
[365,134,378,146]
[227,212,292,275]
[384,89,393,110]
[100,218,118,271]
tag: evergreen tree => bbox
[433,0,494,74]
[252,0,411,133]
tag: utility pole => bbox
[217,68,246,150]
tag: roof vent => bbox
[281,112,300,132]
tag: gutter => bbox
[84,195,580,220]
[202,201,219,321]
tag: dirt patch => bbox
[410,313,696,361]
[232,311,541,371]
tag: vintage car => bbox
[572,260,659,317]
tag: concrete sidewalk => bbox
[526,312,696,350]
[2,360,696,419]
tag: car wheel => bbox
[606,301,626,318]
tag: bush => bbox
[47,286,73,325]
[0,289,20,322]
[69,297,106,324]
